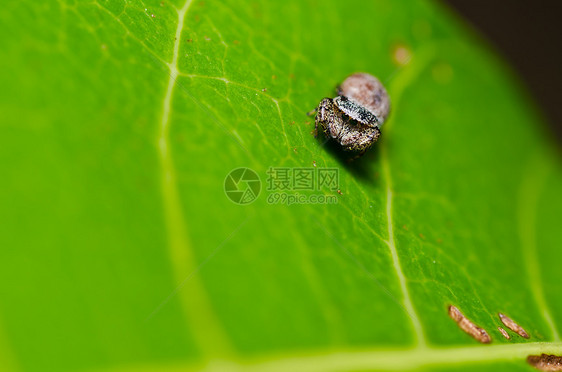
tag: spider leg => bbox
[314,119,319,138]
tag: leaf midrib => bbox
[155,0,233,358]
[91,342,562,372]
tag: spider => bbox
[309,73,390,157]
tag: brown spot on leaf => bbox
[448,305,491,344]
[392,43,412,66]
[498,327,510,339]
[527,354,562,371]
[499,313,529,338]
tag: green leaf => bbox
[1,0,561,371]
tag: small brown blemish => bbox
[499,313,529,338]
[293,147,298,154]
[527,354,562,371]
[272,75,277,80]
[160,1,165,6]
[186,38,193,43]
[402,225,408,230]
[261,88,267,92]
[419,233,425,239]
[150,13,156,18]
[204,35,211,41]
[337,189,343,195]
[289,73,295,79]
[289,121,295,126]
[304,121,310,125]
[233,40,240,45]
[392,43,412,66]
[437,238,443,244]
[448,305,491,344]
[312,160,317,167]
[498,327,510,339]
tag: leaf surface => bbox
[1,0,561,371]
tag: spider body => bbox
[311,73,390,157]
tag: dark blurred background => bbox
[446,0,562,141]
